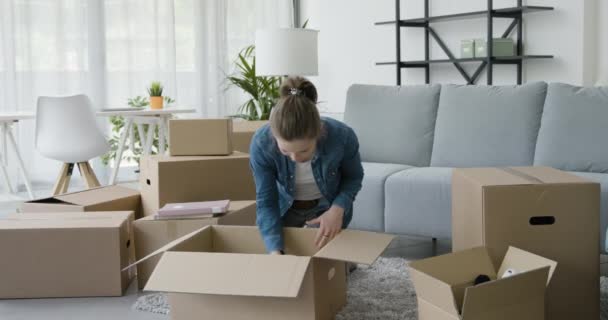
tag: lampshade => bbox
[255,28,319,76]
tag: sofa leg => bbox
[432,238,438,256]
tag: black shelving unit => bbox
[376,0,554,85]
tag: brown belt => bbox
[291,199,319,210]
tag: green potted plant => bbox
[226,45,281,120]
[101,95,175,168]
[148,81,164,109]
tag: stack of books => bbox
[154,199,231,220]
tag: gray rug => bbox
[133,257,608,319]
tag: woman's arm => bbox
[332,126,364,212]
[249,134,284,252]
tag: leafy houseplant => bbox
[148,81,164,109]
[101,95,174,167]
[226,45,281,120]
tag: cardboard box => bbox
[232,120,267,153]
[410,246,557,320]
[134,200,256,289]
[169,119,233,156]
[452,166,600,320]
[139,152,255,217]
[0,211,135,298]
[20,185,142,218]
[126,225,393,320]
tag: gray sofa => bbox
[343,82,608,250]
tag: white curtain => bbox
[0,0,293,191]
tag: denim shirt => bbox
[249,117,364,252]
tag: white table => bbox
[0,112,35,199]
[97,108,196,185]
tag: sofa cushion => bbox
[431,82,547,167]
[568,171,608,252]
[384,167,452,238]
[534,83,608,173]
[349,162,412,232]
[344,84,441,166]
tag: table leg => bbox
[5,122,34,199]
[110,118,133,185]
[158,116,166,155]
[0,123,14,194]
[145,122,155,155]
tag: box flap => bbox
[122,226,210,271]
[313,230,394,264]
[498,246,557,284]
[409,247,497,285]
[145,252,311,298]
[409,267,461,317]
[56,185,139,206]
[461,267,550,319]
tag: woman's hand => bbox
[306,205,345,248]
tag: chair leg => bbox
[62,163,74,194]
[53,163,74,195]
[78,161,100,189]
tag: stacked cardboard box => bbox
[451,166,600,320]
[20,185,142,218]
[0,211,135,298]
[232,120,267,153]
[169,119,233,156]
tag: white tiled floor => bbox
[0,185,449,320]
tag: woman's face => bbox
[276,137,317,163]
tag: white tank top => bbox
[294,161,322,200]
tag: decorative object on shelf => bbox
[375,0,553,85]
[475,38,515,57]
[148,81,164,109]
[101,95,174,167]
[461,39,475,58]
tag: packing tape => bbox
[500,167,545,184]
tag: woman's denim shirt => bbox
[249,117,364,252]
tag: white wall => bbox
[300,0,602,112]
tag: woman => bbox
[249,76,364,254]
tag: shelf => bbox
[376,55,554,67]
[375,6,553,26]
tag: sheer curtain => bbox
[0,0,293,191]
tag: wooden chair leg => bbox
[78,162,100,189]
[84,162,101,187]
[52,163,69,195]
[61,163,74,194]
[53,163,74,195]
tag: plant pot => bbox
[150,96,164,109]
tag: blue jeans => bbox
[282,197,330,228]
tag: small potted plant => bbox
[148,81,164,109]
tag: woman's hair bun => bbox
[279,76,318,103]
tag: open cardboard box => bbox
[409,246,557,320]
[125,225,394,320]
[0,211,135,299]
[133,200,256,289]
[231,120,267,153]
[20,185,142,218]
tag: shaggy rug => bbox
[133,257,608,319]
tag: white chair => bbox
[36,95,109,195]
